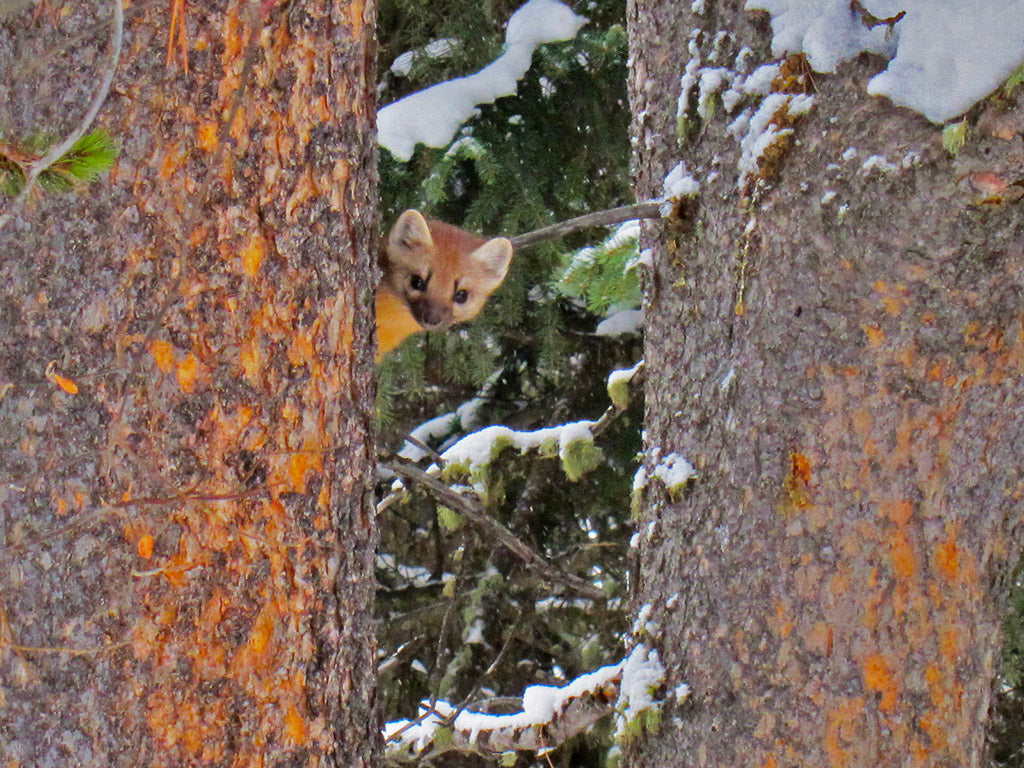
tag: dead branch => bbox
[508,201,662,250]
[384,459,605,602]
[849,0,905,30]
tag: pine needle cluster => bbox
[0,129,117,196]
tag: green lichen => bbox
[437,506,464,531]
[617,707,662,742]
[538,435,560,457]
[942,119,969,156]
[432,725,455,749]
[1002,61,1024,94]
[561,437,603,481]
[607,375,631,411]
[630,475,645,520]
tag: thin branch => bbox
[0,0,124,231]
[444,610,527,729]
[0,639,127,656]
[400,433,444,465]
[384,460,605,602]
[508,201,663,251]
[849,0,905,30]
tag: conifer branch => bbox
[0,0,123,231]
[384,459,605,602]
[509,201,662,250]
[385,678,617,762]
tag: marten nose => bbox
[410,298,451,329]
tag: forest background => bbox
[2,0,1024,765]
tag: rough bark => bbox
[0,1,379,765]
[627,1,1024,766]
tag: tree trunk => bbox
[0,1,379,765]
[627,1,1024,766]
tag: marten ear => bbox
[471,237,513,287]
[389,210,434,253]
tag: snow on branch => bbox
[746,0,1024,123]
[607,360,644,410]
[439,419,601,483]
[432,364,640,484]
[379,361,645,600]
[378,0,587,160]
[383,644,668,763]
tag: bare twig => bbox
[0,639,127,656]
[400,433,444,465]
[384,460,605,602]
[849,0,905,30]
[447,610,526,726]
[0,0,124,232]
[508,201,663,251]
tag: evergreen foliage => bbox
[555,223,641,316]
[376,1,643,764]
[0,128,117,196]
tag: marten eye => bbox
[410,275,427,291]
[453,288,469,304]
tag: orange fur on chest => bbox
[375,288,424,361]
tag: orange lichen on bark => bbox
[240,337,264,385]
[149,339,176,373]
[158,143,186,180]
[287,450,323,494]
[161,530,209,587]
[286,327,317,368]
[242,233,266,277]
[862,653,899,712]
[880,498,913,525]
[286,167,320,221]
[805,622,834,658]
[918,712,950,754]
[872,280,910,316]
[285,703,309,745]
[890,526,916,579]
[197,121,219,152]
[824,696,866,767]
[862,323,885,347]
[780,451,813,512]
[176,351,199,393]
[850,407,873,438]
[327,159,352,211]
[769,598,795,639]
[347,0,366,38]
[934,527,960,581]
[247,602,278,663]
